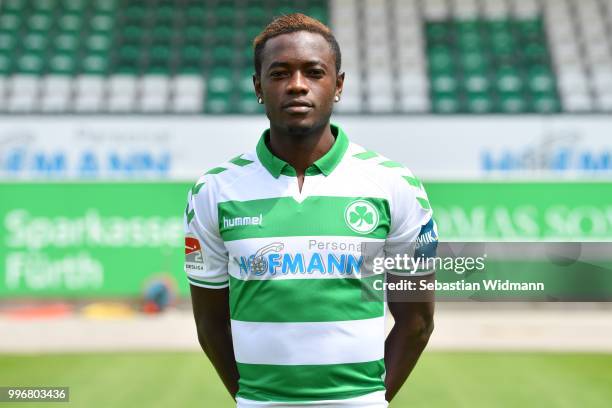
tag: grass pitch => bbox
[1,352,611,407]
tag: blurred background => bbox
[0,0,611,407]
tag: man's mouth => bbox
[284,105,313,113]
[283,100,313,114]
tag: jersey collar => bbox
[256,123,349,178]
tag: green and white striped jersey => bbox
[184,124,435,408]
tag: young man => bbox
[185,13,436,408]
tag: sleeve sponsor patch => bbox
[185,235,206,272]
[414,218,438,259]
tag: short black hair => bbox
[253,13,342,77]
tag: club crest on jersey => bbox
[185,234,205,271]
[344,200,379,234]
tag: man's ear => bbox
[253,74,262,99]
[336,72,345,97]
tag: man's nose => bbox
[286,71,309,94]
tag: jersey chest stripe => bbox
[236,359,385,403]
[218,196,390,241]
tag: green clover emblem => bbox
[349,205,374,227]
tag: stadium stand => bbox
[0,0,610,114]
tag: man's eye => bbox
[308,69,324,77]
[270,71,287,78]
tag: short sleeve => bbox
[184,179,229,289]
[385,174,438,276]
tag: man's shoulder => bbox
[344,142,425,194]
[188,151,262,199]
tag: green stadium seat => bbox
[516,20,543,40]
[495,67,523,93]
[490,34,515,54]
[114,65,139,75]
[86,34,112,53]
[206,93,232,114]
[17,53,45,74]
[527,66,555,93]
[146,64,172,75]
[92,0,117,13]
[456,20,480,34]
[530,94,560,113]
[489,20,512,35]
[0,54,11,74]
[23,34,48,53]
[432,93,460,113]
[0,14,21,32]
[123,4,146,20]
[464,74,490,92]
[426,22,449,41]
[498,93,526,113]
[458,32,483,51]
[155,6,176,22]
[62,0,87,12]
[238,68,255,94]
[461,52,488,73]
[431,74,458,93]
[33,0,55,12]
[213,26,236,44]
[58,14,83,32]
[275,6,300,16]
[523,42,547,63]
[117,44,141,60]
[466,91,493,113]
[150,45,171,61]
[246,25,262,42]
[151,27,174,44]
[246,5,267,24]
[54,34,80,52]
[184,26,205,43]
[0,33,17,54]
[185,5,207,22]
[236,51,252,68]
[48,52,77,74]
[90,15,115,32]
[207,67,233,94]
[307,6,327,23]
[28,14,54,32]
[238,95,263,114]
[122,25,144,42]
[2,0,26,12]
[214,6,235,24]
[176,65,202,75]
[211,45,234,65]
[181,45,203,64]
[81,54,109,74]
[429,48,455,73]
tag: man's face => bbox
[254,31,344,135]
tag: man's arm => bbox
[190,284,240,400]
[384,273,435,402]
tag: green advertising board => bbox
[427,182,612,241]
[0,183,188,298]
[0,182,610,298]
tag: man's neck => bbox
[268,122,335,176]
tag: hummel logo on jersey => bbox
[222,213,263,229]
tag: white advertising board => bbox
[0,115,610,180]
